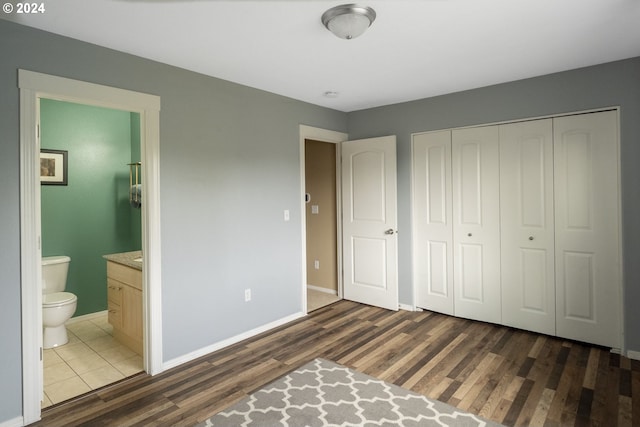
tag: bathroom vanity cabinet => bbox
[106,259,142,355]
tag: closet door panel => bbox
[413,131,454,314]
[520,249,548,310]
[500,119,555,335]
[562,252,595,320]
[459,243,484,301]
[554,111,621,348]
[452,126,501,324]
[459,143,481,224]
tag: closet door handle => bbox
[384,228,396,235]
[467,233,472,237]
[529,236,534,241]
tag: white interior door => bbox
[342,136,398,311]
[452,126,501,323]
[554,111,621,348]
[413,130,454,315]
[500,119,556,335]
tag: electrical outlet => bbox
[244,289,251,302]
[314,260,320,270]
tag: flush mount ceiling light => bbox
[321,4,376,40]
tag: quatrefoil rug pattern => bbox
[198,358,503,427]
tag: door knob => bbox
[529,236,534,241]
[467,233,472,237]
[385,229,396,235]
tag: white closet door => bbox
[500,119,556,335]
[554,111,621,348]
[452,126,501,323]
[413,131,454,315]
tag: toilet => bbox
[42,255,78,349]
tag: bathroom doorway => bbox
[39,99,144,406]
[19,70,162,424]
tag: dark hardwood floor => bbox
[35,300,639,426]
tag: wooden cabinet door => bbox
[107,278,123,329]
[107,261,143,355]
[122,285,143,343]
[500,119,556,335]
[452,126,501,324]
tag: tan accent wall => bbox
[305,139,338,293]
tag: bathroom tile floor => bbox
[42,312,143,408]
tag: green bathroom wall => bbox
[41,99,142,316]
[130,112,142,245]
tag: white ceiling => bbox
[5,0,640,112]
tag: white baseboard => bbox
[163,311,306,371]
[0,416,24,427]
[627,350,640,361]
[399,303,416,312]
[67,310,108,324]
[307,285,338,296]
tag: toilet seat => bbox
[43,291,77,307]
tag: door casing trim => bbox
[19,69,163,424]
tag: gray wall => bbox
[0,19,346,423]
[347,57,640,353]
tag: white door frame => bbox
[299,125,347,313]
[19,70,163,424]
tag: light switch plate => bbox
[311,205,319,214]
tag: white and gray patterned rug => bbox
[197,358,504,427]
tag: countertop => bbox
[103,250,142,271]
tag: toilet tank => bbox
[42,256,71,294]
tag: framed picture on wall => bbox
[40,149,68,186]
